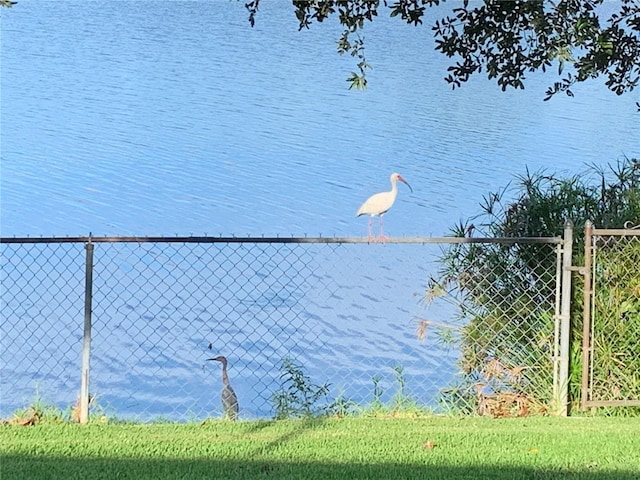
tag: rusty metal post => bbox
[79,236,94,424]
[580,220,593,411]
[555,220,573,416]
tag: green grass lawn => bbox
[2,416,639,479]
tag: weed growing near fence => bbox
[272,357,335,419]
[272,359,433,420]
[360,365,432,417]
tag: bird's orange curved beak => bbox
[398,175,413,193]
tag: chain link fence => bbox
[423,236,565,417]
[1,235,564,421]
[1,241,86,415]
[581,223,640,408]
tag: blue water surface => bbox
[2,0,638,238]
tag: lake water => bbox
[1,0,638,419]
[2,0,638,238]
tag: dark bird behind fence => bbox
[207,355,239,421]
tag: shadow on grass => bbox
[2,454,638,480]
[244,416,328,458]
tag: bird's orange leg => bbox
[367,216,376,242]
[378,216,388,243]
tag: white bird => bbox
[356,172,412,241]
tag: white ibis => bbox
[356,172,412,241]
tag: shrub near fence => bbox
[425,237,563,417]
[1,235,566,422]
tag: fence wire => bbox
[1,236,562,421]
[1,242,85,413]
[586,227,640,407]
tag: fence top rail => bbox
[592,228,640,236]
[0,235,563,245]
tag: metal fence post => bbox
[79,236,94,424]
[580,220,593,411]
[556,220,573,416]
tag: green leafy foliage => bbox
[271,358,429,420]
[589,235,640,405]
[242,0,640,105]
[432,157,640,414]
[272,357,334,419]
[361,366,431,417]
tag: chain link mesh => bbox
[589,231,640,405]
[1,242,85,413]
[1,237,561,421]
[423,241,560,417]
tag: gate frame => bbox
[580,221,640,410]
